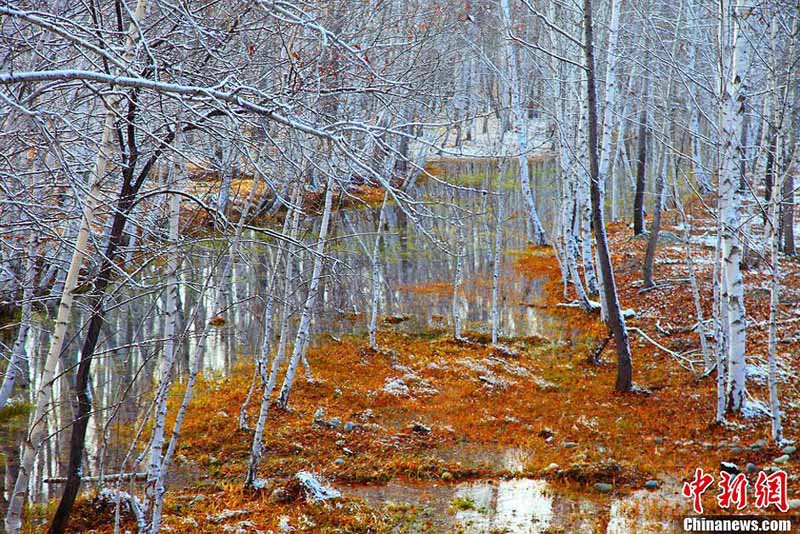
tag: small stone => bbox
[594,483,613,493]
[344,421,362,432]
[720,462,740,475]
[333,388,342,398]
[410,421,431,434]
[774,455,791,464]
[208,456,219,465]
[730,446,744,455]
[545,463,560,472]
[788,499,800,510]
[314,407,325,419]
[334,458,345,466]
[335,439,346,447]
[383,377,410,396]
[538,428,554,439]
[342,447,354,456]
[644,480,659,490]
[441,471,453,481]
[191,495,207,504]
[563,442,578,449]
[752,439,768,450]
[782,446,797,455]
[654,437,665,444]
[746,463,758,474]
[328,417,342,429]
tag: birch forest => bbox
[1,0,799,532]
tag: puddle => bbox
[454,479,553,532]
[348,476,682,533]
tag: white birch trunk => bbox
[500,0,546,245]
[242,191,300,486]
[598,0,621,222]
[276,173,335,408]
[719,0,751,414]
[369,194,389,350]
[143,123,183,533]
[491,195,505,345]
[767,149,783,442]
[452,207,466,340]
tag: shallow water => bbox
[349,475,682,533]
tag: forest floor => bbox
[47,197,800,533]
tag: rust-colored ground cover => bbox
[47,204,800,533]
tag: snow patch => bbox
[295,471,341,502]
[382,377,410,396]
[741,399,770,419]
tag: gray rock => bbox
[344,421,362,432]
[409,421,431,434]
[334,458,345,466]
[644,480,659,490]
[594,483,613,493]
[746,463,758,474]
[563,442,578,449]
[782,446,797,455]
[752,439,768,450]
[270,487,292,504]
[730,446,744,455]
[774,455,791,464]
[789,499,800,510]
[191,494,207,504]
[654,437,665,444]
[720,461,740,475]
[328,417,342,429]
[538,428,554,439]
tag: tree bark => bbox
[633,101,648,235]
[584,0,633,391]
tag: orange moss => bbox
[398,281,454,297]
